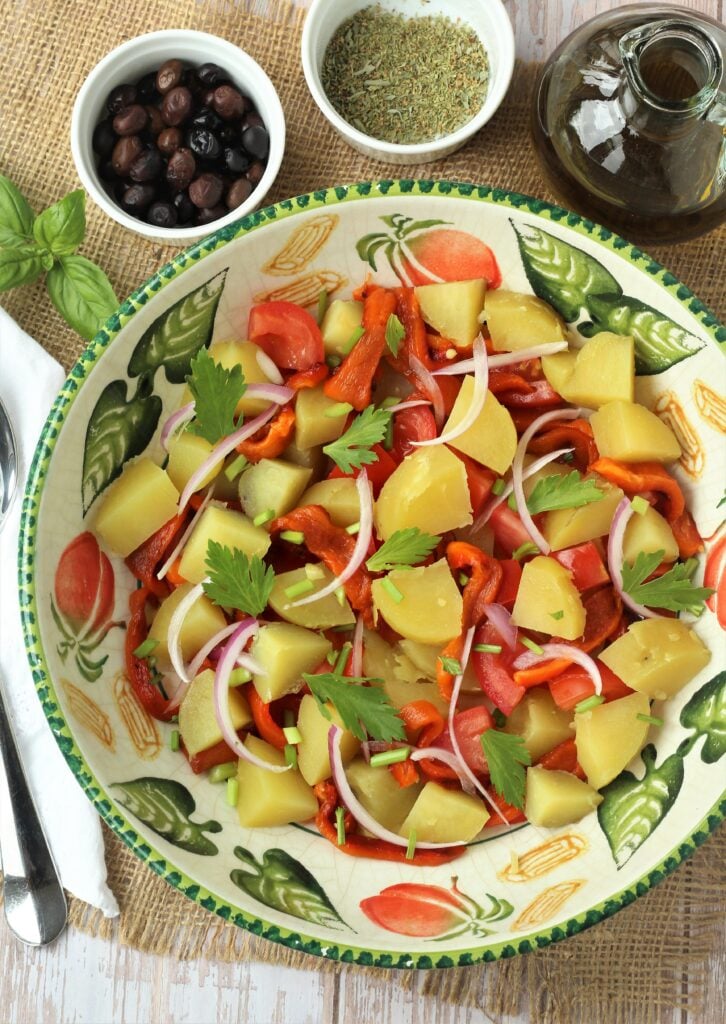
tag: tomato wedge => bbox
[549,661,633,711]
[471,622,526,715]
[436,705,493,775]
[488,504,531,556]
[552,542,609,592]
[248,301,324,371]
[389,403,437,462]
[328,443,397,496]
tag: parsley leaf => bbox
[366,527,440,572]
[481,730,531,810]
[302,672,405,742]
[526,470,605,516]
[323,406,392,474]
[385,313,405,357]
[439,656,462,675]
[203,541,275,617]
[186,347,246,444]
[621,550,714,615]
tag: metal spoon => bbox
[0,395,67,945]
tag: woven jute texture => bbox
[0,0,724,1019]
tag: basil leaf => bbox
[0,247,44,290]
[46,254,117,340]
[33,189,86,256]
[0,174,35,246]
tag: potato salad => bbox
[92,275,712,865]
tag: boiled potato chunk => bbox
[444,379,517,475]
[543,477,624,551]
[484,290,567,351]
[375,445,472,539]
[236,735,318,827]
[599,619,711,700]
[166,432,219,493]
[575,691,650,789]
[179,506,271,583]
[268,565,355,629]
[591,400,681,463]
[296,695,360,786]
[209,340,276,416]
[283,438,326,479]
[321,299,363,358]
[249,623,330,702]
[94,458,179,558]
[414,279,486,346]
[295,386,348,450]
[399,782,489,842]
[397,640,440,680]
[148,584,227,669]
[542,333,634,408]
[511,556,586,640]
[372,559,463,646]
[179,669,252,756]
[346,757,422,832]
[623,505,679,564]
[504,688,573,761]
[525,766,602,827]
[300,477,360,527]
[238,458,312,521]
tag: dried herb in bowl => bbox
[321,4,489,145]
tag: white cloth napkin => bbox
[0,305,118,917]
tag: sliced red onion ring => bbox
[167,581,207,684]
[291,471,373,607]
[432,341,569,376]
[256,349,283,384]
[351,614,365,678]
[187,621,241,680]
[481,603,518,650]
[514,643,602,695]
[609,496,660,620]
[164,672,192,715]
[179,403,279,511]
[214,618,290,773]
[244,382,294,404]
[157,486,215,581]
[409,355,445,427]
[511,407,582,555]
[236,652,266,676]
[472,447,575,531]
[409,747,476,795]
[413,336,488,447]
[384,399,432,415]
[446,627,510,826]
[161,402,195,452]
[328,726,465,848]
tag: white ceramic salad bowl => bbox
[20,181,725,968]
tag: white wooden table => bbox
[2,2,723,1022]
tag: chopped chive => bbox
[224,454,248,481]
[381,577,404,603]
[474,642,502,654]
[284,578,315,599]
[550,609,565,621]
[317,288,329,324]
[341,324,365,355]
[326,354,341,368]
[631,495,649,516]
[637,713,664,727]
[520,636,545,655]
[283,709,295,728]
[335,805,346,845]
[405,829,417,861]
[335,642,352,674]
[345,521,360,535]
[492,708,507,728]
[133,637,159,659]
[209,762,237,784]
[370,746,411,767]
[512,541,539,561]
[284,743,298,769]
[491,478,505,496]
[325,401,354,418]
[226,777,239,807]
[380,396,399,409]
[280,529,305,544]
[253,508,275,527]
[326,649,338,665]
[229,667,251,686]
[335,585,346,607]
[169,729,180,752]
[507,493,518,511]
[304,563,326,580]
[459,572,469,587]
[170,714,179,724]
[283,726,303,745]
[575,695,605,714]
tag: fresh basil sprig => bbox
[0,174,117,340]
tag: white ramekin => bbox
[71,30,286,244]
[301,0,515,166]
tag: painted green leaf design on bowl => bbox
[111,777,222,856]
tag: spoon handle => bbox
[0,679,67,945]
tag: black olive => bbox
[147,201,178,228]
[224,147,251,174]
[187,127,222,161]
[241,124,269,161]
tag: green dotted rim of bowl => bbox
[19,180,726,969]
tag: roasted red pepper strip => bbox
[537,738,586,780]
[245,684,287,751]
[270,504,375,626]
[388,287,431,373]
[313,780,464,864]
[125,587,176,722]
[389,759,419,787]
[527,417,599,470]
[125,513,187,599]
[287,363,329,390]
[236,405,296,462]
[183,736,241,774]
[590,457,703,557]
[495,378,565,409]
[324,287,397,410]
[482,789,526,827]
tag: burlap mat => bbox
[0,0,724,1019]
